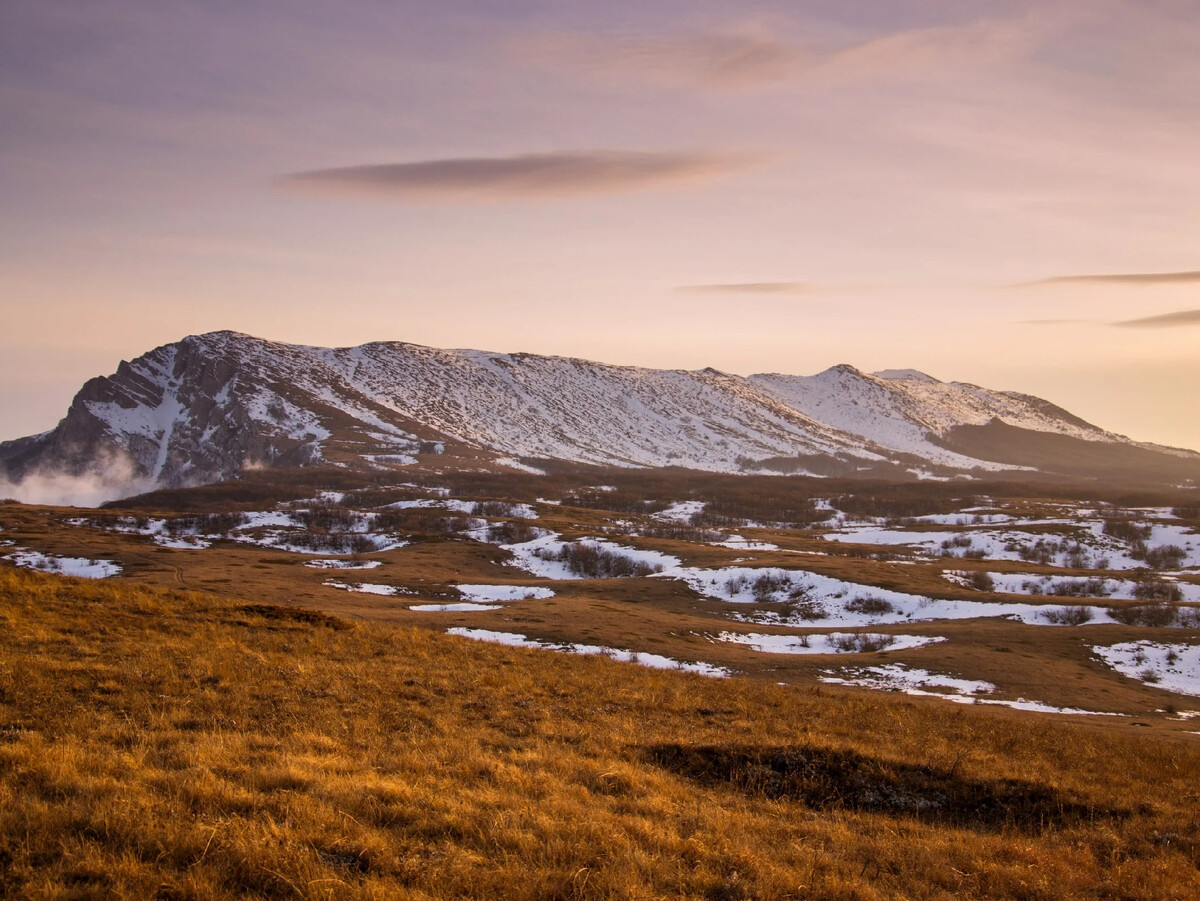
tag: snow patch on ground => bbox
[5,550,122,579]
[304,559,384,570]
[154,535,212,549]
[411,603,501,612]
[822,519,1200,571]
[245,533,409,555]
[1093,642,1200,696]
[322,581,413,596]
[717,631,944,654]
[448,628,730,677]
[987,572,1200,602]
[494,457,547,475]
[654,501,706,523]
[457,584,555,601]
[236,511,298,529]
[714,535,780,551]
[503,534,681,580]
[385,498,477,513]
[820,664,1123,715]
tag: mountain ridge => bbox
[2,330,1196,502]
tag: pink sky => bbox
[2,0,1198,449]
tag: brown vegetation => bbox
[2,567,1200,899]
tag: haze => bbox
[2,0,1198,449]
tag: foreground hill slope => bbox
[2,566,1199,899]
[2,331,1196,497]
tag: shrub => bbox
[560,489,668,515]
[831,633,895,653]
[751,572,792,602]
[371,510,473,534]
[1103,519,1152,543]
[1044,578,1109,598]
[786,600,827,621]
[941,535,973,550]
[535,543,663,578]
[638,523,726,543]
[1042,606,1093,626]
[474,500,521,517]
[294,504,363,533]
[957,570,995,591]
[845,596,895,616]
[724,574,750,595]
[1109,603,1178,627]
[1177,607,1200,628]
[1133,578,1184,603]
[283,532,378,554]
[1017,539,1058,566]
[1143,545,1187,571]
[830,493,973,520]
[163,512,248,536]
[484,521,544,545]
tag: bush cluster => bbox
[535,543,663,578]
[845,596,895,616]
[830,633,895,653]
[1042,606,1094,626]
[163,512,249,536]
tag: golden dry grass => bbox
[2,566,1200,900]
[3,495,1197,723]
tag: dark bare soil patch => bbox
[644,742,1128,832]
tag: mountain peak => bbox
[2,332,1195,502]
[873,368,939,382]
[819,363,864,378]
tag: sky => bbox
[2,0,1198,449]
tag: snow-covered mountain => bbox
[749,365,1106,471]
[1,331,1196,499]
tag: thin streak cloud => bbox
[1022,318,1097,325]
[1114,309,1200,328]
[277,150,756,203]
[678,282,812,294]
[1013,271,1200,288]
[511,15,1041,92]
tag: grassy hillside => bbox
[2,567,1199,899]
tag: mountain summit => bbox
[2,331,1196,499]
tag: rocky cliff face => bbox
[2,330,1196,499]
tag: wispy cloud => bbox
[511,29,799,91]
[677,281,812,294]
[277,150,756,203]
[510,15,1041,93]
[1022,318,1097,325]
[1114,309,1200,328]
[1012,270,1200,289]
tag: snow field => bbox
[322,581,413,596]
[447,628,730,677]
[1092,642,1200,696]
[653,501,706,523]
[717,632,944,655]
[673,565,1065,628]
[4,550,121,579]
[984,572,1200,603]
[411,603,501,612]
[820,664,1123,715]
[502,533,681,580]
[714,535,780,551]
[457,584,555,602]
[304,559,383,570]
[823,518,1199,571]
